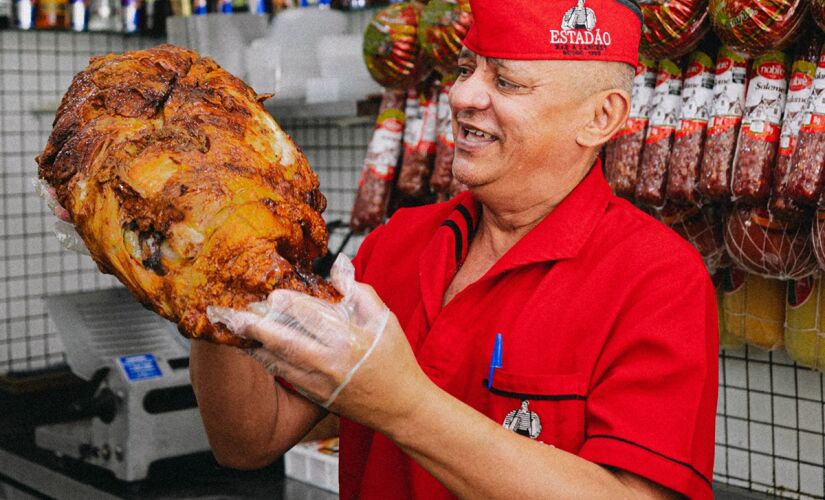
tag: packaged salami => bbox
[635,58,684,207]
[660,203,729,274]
[398,80,439,198]
[418,0,472,74]
[363,2,424,89]
[700,46,749,202]
[638,0,710,60]
[430,75,456,193]
[731,51,790,205]
[784,273,825,371]
[350,90,407,234]
[709,0,808,55]
[786,45,825,206]
[666,46,716,204]
[771,35,821,218]
[724,204,818,279]
[604,55,656,198]
[722,267,786,350]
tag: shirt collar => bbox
[474,159,613,275]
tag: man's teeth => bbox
[465,127,494,140]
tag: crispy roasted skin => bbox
[37,44,340,347]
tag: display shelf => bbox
[266,95,381,123]
[0,26,165,38]
[31,95,382,122]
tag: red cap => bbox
[463,0,642,66]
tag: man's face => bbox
[449,49,595,203]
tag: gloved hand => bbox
[33,178,89,255]
[207,254,400,410]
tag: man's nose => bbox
[449,71,492,112]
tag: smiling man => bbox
[191,1,719,499]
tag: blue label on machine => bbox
[119,354,163,381]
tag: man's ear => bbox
[576,89,630,148]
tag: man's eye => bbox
[457,65,473,78]
[496,77,521,90]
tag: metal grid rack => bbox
[279,117,371,258]
[2,26,825,500]
[715,346,825,498]
[0,30,159,374]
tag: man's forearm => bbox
[385,380,676,500]
[189,341,324,469]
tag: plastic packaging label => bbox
[679,51,715,122]
[779,58,816,153]
[802,57,825,129]
[743,52,789,135]
[646,59,683,142]
[629,56,657,120]
[402,91,423,148]
[436,86,454,145]
[709,47,748,133]
[364,106,405,180]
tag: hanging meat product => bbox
[666,44,716,205]
[635,58,684,207]
[770,34,821,219]
[724,205,817,280]
[363,2,425,89]
[731,50,790,205]
[709,0,808,55]
[638,0,710,59]
[785,44,825,207]
[604,55,656,198]
[699,46,749,201]
[351,89,407,233]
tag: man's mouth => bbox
[460,124,498,143]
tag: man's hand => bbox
[33,178,89,255]
[207,255,429,429]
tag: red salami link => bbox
[398,80,439,197]
[604,55,656,198]
[731,50,790,205]
[700,46,749,202]
[430,76,456,193]
[666,46,716,204]
[786,44,825,206]
[349,90,407,234]
[771,34,822,218]
[635,58,684,207]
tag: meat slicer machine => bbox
[35,287,211,481]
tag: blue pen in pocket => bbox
[487,333,503,389]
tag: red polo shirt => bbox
[341,163,718,500]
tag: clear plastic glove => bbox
[207,254,392,409]
[32,178,90,255]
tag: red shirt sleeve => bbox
[352,224,386,282]
[578,253,719,500]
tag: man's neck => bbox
[473,199,555,261]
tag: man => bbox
[193,1,718,498]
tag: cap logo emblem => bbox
[561,0,596,31]
[549,0,611,51]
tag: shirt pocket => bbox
[484,369,589,453]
